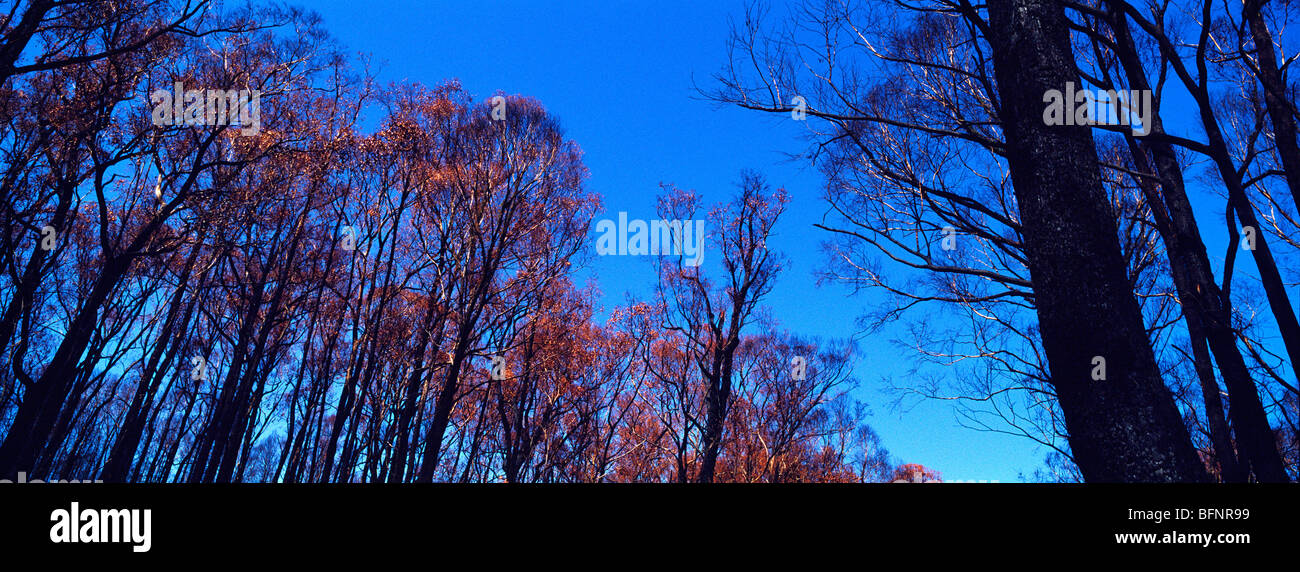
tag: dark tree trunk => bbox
[697,336,739,483]
[1104,6,1248,481]
[1244,0,1300,210]
[1114,0,1292,481]
[0,0,54,85]
[389,301,444,483]
[985,0,1208,482]
[416,335,471,482]
[0,257,131,478]
[100,239,206,481]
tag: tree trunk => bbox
[1244,0,1300,210]
[1105,6,1249,481]
[100,239,206,481]
[985,0,1208,482]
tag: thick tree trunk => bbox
[986,0,1208,482]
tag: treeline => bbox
[0,1,893,483]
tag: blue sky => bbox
[301,0,1062,481]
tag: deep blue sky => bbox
[303,0,1055,481]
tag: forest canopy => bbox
[0,0,1296,483]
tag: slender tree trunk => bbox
[1244,0,1300,209]
[0,257,131,477]
[0,215,60,357]
[0,0,54,85]
[1141,6,1295,480]
[1104,7,1248,481]
[416,336,472,482]
[697,337,739,483]
[389,301,443,482]
[101,240,205,481]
